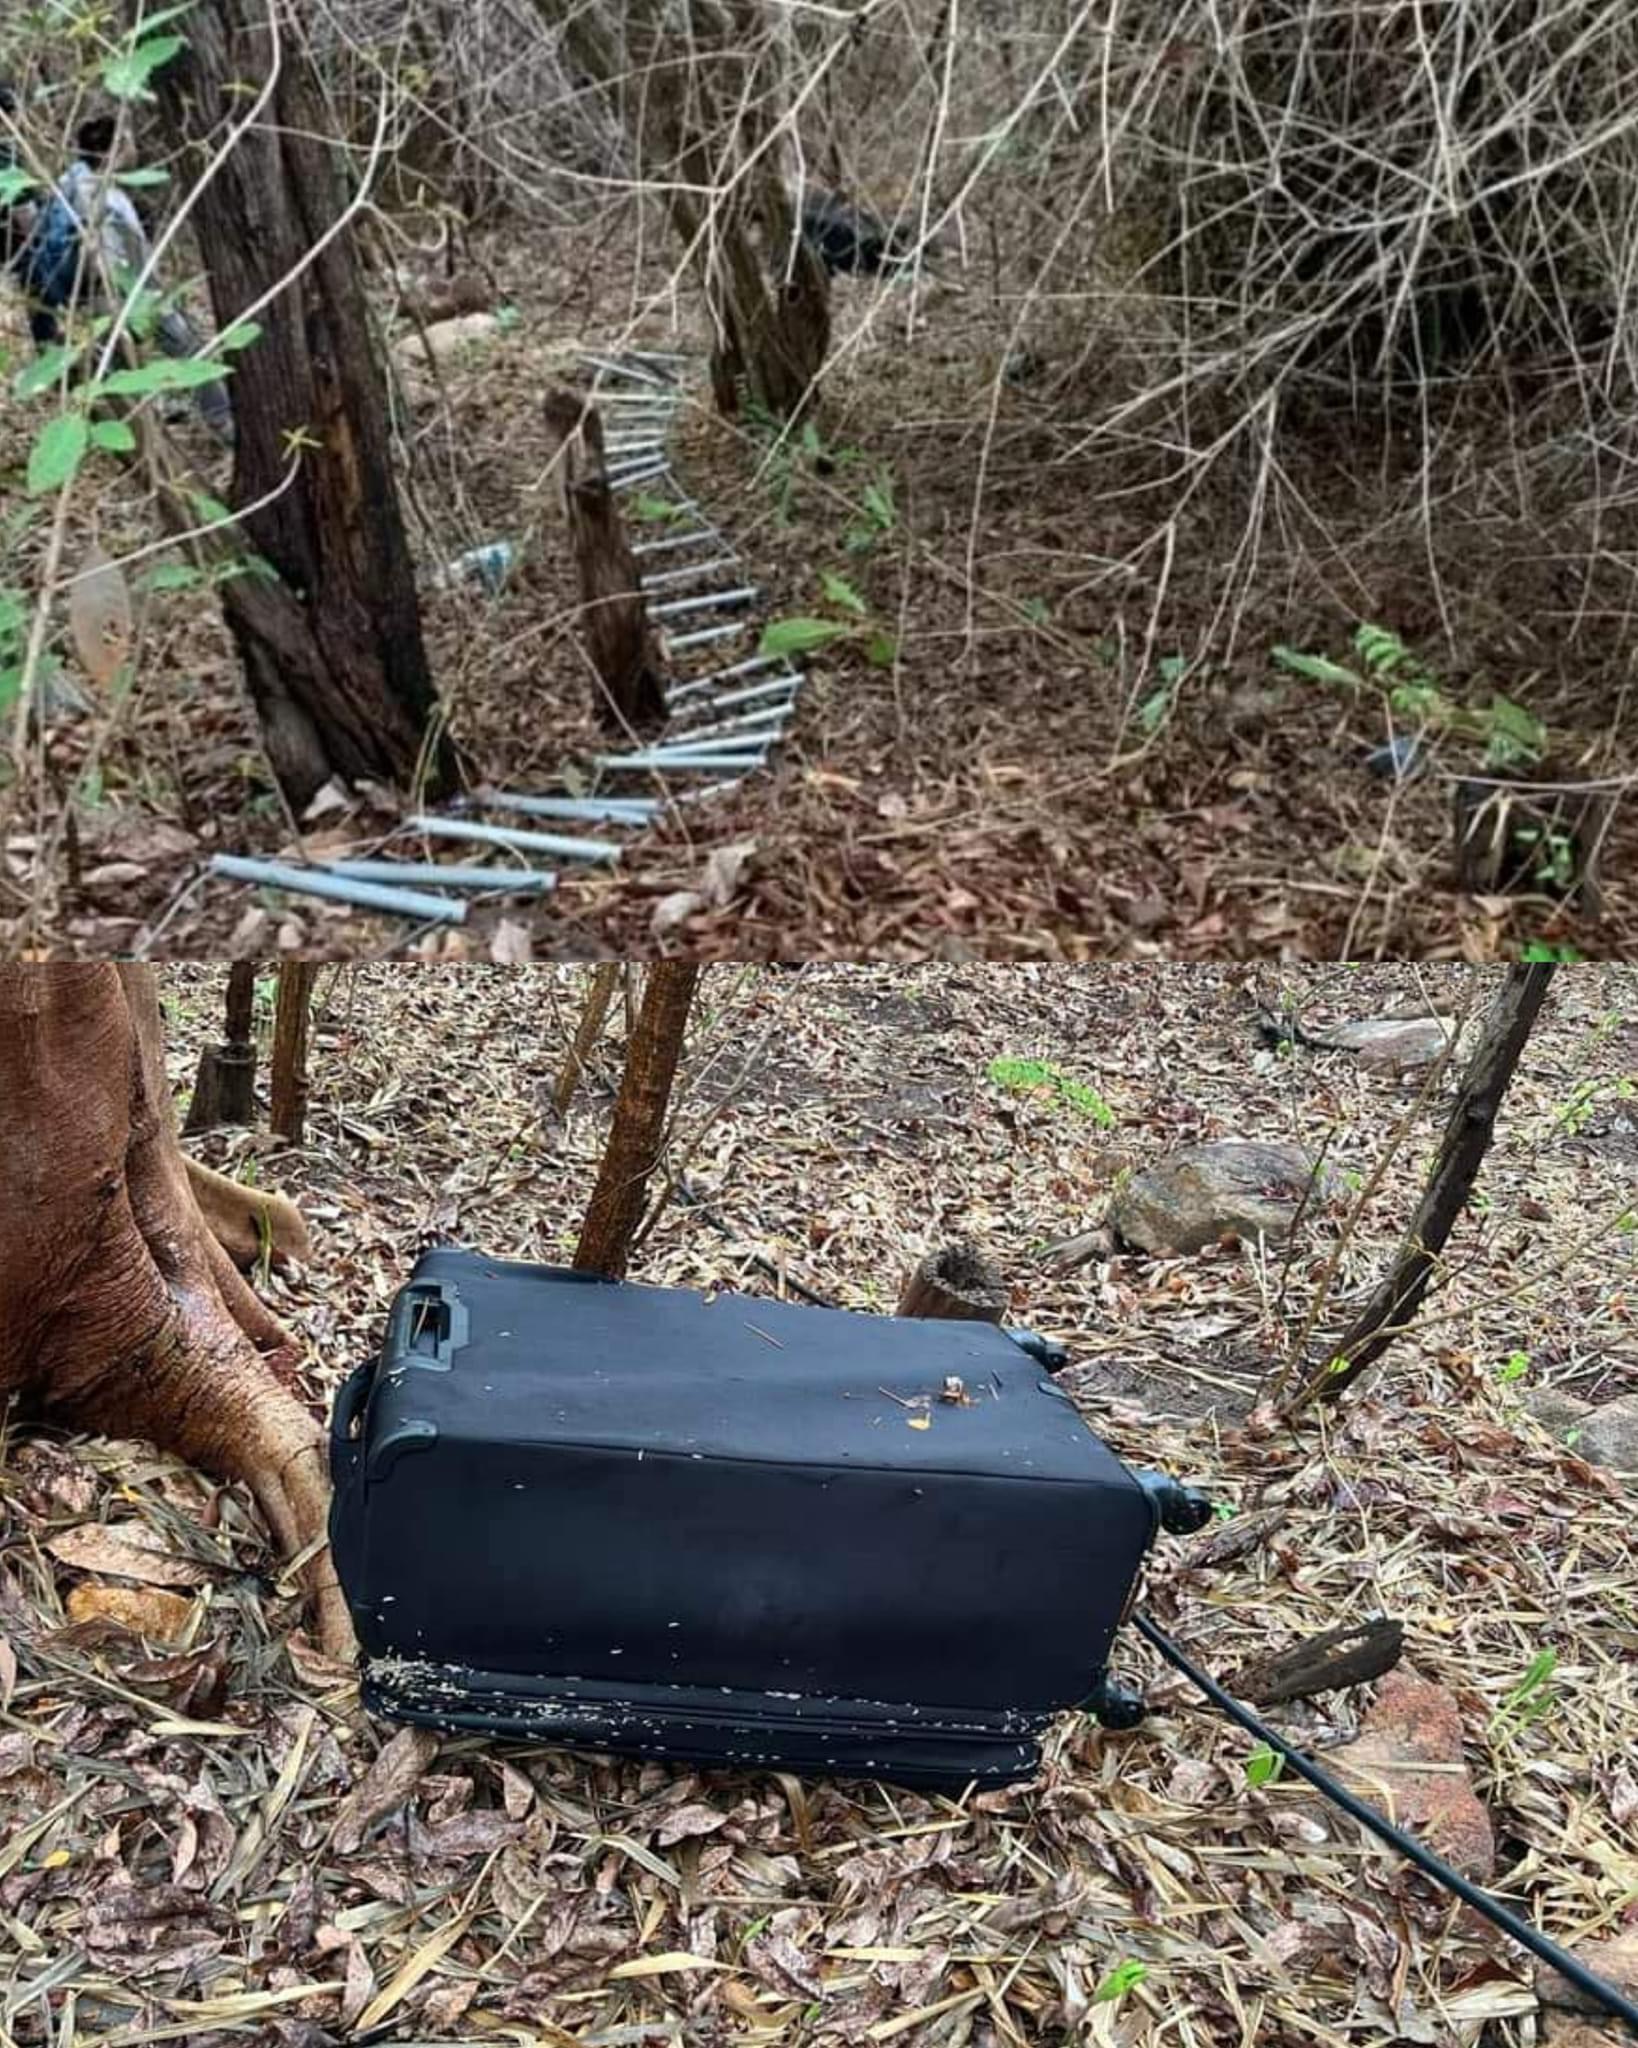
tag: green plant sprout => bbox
[1272,623,1546,772]
[1488,1649,1558,1734]
[1245,1742,1284,1787]
[986,1056,1115,1125]
[760,571,896,668]
[1092,1959,1148,2005]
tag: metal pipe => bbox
[671,675,800,716]
[475,789,660,825]
[631,528,721,557]
[647,585,760,620]
[208,855,467,924]
[665,619,750,651]
[638,555,740,591]
[665,650,792,699]
[404,815,622,864]
[320,859,558,893]
[582,351,668,387]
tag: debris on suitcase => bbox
[329,1249,1213,1788]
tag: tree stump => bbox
[897,1242,1009,1322]
[183,961,258,1133]
[1452,773,1613,914]
[542,387,667,733]
[270,961,318,1144]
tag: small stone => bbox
[1535,1926,1638,2016]
[1110,1140,1338,1256]
[1318,1665,1494,1880]
[1319,1016,1454,1069]
[1572,1393,1638,1478]
[1522,1386,1595,1439]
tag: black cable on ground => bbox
[1134,1613,1638,2039]
[664,1198,1634,2034]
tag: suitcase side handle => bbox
[384,1278,470,1371]
[329,1357,375,1484]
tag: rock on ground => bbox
[1535,1926,1638,2018]
[1315,1665,1495,1880]
[1317,1017,1455,1069]
[1572,1393,1638,1478]
[1111,1140,1337,1256]
[1522,1386,1595,1438]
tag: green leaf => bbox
[215,321,263,353]
[0,168,35,207]
[863,630,897,668]
[819,570,867,617]
[27,412,90,496]
[186,490,234,526]
[1137,687,1171,734]
[15,344,83,399]
[632,493,687,524]
[140,561,205,592]
[1092,1960,1147,2004]
[114,166,172,188]
[1245,1743,1283,1787]
[1271,646,1363,689]
[102,33,187,99]
[861,479,895,529]
[1497,1349,1530,1383]
[90,418,138,453]
[759,616,851,658]
[96,354,227,397]
[1019,596,1050,626]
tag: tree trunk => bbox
[145,0,456,810]
[574,963,700,1278]
[182,961,259,1133]
[0,966,350,1654]
[542,390,667,730]
[270,961,318,1143]
[897,1241,1009,1322]
[554,961,623,1114]
[541,0,830,421]
[1284,963,1556,1413]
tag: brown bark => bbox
[574,963,700,1279]
[897,1242,1009,1322]
[145,0,456,809]
[543,0,830,421]
[270,962,318,1143]
[1285,964,1557,1413]
[182,962,259,1133]
[554,961,623,1114]
[0,966,349,1654]
[542,390,667,730]
[1233,1616,1405,1706]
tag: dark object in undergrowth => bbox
[1366,733,1422,780]
[799,190,910,276]
[1452,773,1611,911]
[1232,1614,1404,1705]
[332,1248,1205,1786]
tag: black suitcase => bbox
[329,1248,1206,1787]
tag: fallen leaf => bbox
[652,889,705,936]
[607,1951,725,1979]
[46,1523,209,1588]
[300,778,351,824]
[701,838,758,908]
[65,1583,194,1642]
[490,918,533,964]
[0,1637,15,1711]
[332,1726,440,1854]
[68,544,133,688]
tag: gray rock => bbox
[1316,1017,1454,1069]
[1522,1386,1594,1438]
[1572,1393,1638,1477]
[1111,1141,1338,1256]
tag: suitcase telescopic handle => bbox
[383,1277,470,1370]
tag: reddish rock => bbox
[1320,1665,1495,1880]
[1535,1926,1638,2017]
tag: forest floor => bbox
[4,207,1635,961]
[2,961,1636,2045]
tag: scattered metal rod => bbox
[665,651,794,702]
[595,747,771,773]
[320,859,559,894]
[611,464,672,493]
[405,815,622,864]
[631,528,721,557]
[208,855,468,924]
[582,351,669,387]
[670,704,794,742]
[622,347,688,366]
[648,585,760,620]
[638,555,740,591]
[666,619,750,651]
[673,676,801,717]
[475,789,660,825]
